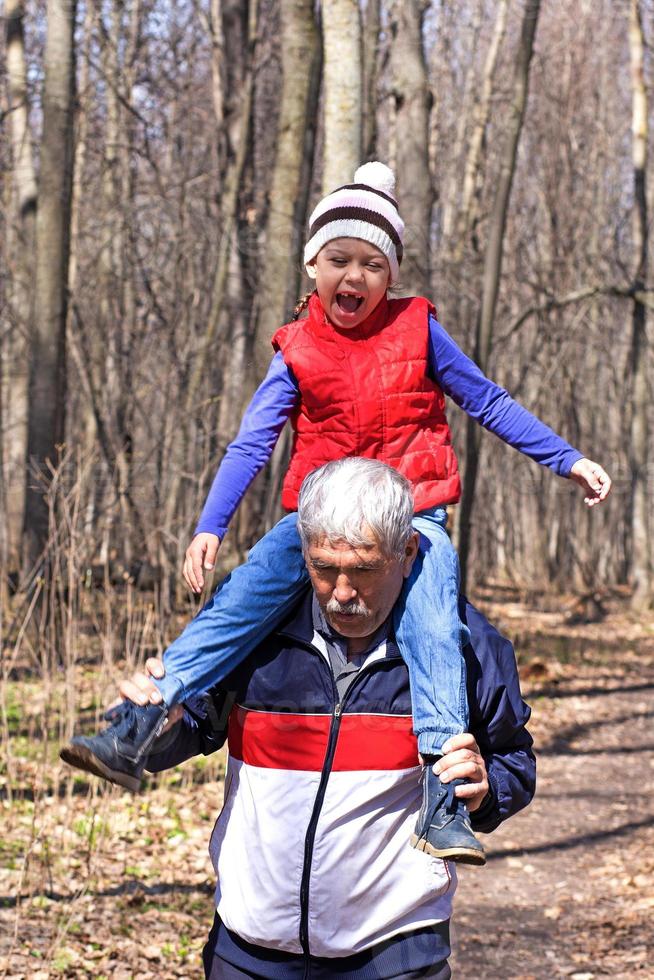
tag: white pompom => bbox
[353,161,396,197]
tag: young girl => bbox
[62,163,610,864]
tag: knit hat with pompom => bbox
[303,162,404,284]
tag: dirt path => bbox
[451,614,654,979]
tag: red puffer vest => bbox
[272,292,461,511]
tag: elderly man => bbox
[119,457,535,979]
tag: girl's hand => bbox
[183,532,221,593]
[569,458,612,507]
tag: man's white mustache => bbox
[326,597,371,617]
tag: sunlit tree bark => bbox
[4,0,37,570]
[388,0,432,295]
[162,0,255,582]
[362,0,380,160]
[252,0,319,379]
[454,0,509,259]
[187,0,254,417]
[243,0,321,539]
[458,0,541,591]
[438,1,482,247]
[628,0,651,608]
[321,0,362,192]
[23,0,77,570]
[98,0,142,563]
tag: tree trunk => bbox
[98,0,128,559]
[5,2,37,220]
[68,1,98,539]
[4,0,37,571]
[438,1,483,247]
[23,0,77,571]
[454,0,509,260]
[252,0,320,380]
[321,0,362,193]
[100,0,143,563]
[362,0,380,160]
[388,0,432,296]
[225,0,321,548]
[159,0,255,576]
[628,0,651,608]
[186,4,254,413]
[458,0,541,592]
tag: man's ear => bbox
[305,262,317,280]
[402,531,420,578]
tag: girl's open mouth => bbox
[336,293,364,314]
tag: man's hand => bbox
[114,658,184,730]
[569,457,612,507]
[434,733,489,813]
[183,532,221,593]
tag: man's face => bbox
[305,529,419,654]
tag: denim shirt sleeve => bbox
[460,597,536,833]
[427,313,583,477]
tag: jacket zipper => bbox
[286,634,405,969]
[299,697,342,963]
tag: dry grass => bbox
[0,457,226,977]
[1,562,226,977]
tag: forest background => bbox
[1,0,654,976]
[3,0,653,613]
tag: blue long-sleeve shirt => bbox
[196,313,583,538]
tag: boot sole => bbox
[410,832,487,866]
[60,744,142,793]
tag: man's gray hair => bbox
[297,458,415,559]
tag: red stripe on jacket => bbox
[228,706,419,772]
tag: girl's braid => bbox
[292,290,316,321]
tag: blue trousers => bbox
[157,509,469,754]
[202,912,452,979]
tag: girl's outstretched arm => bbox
[428,314,611,502]
[183,352,300,592]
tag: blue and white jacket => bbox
[147,594,535,961]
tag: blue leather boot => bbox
[60,701,168,792]
[410,759,486,865]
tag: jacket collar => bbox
[277,587,319,645]
[277,587,399,658]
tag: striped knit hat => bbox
[303,162,404,284]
